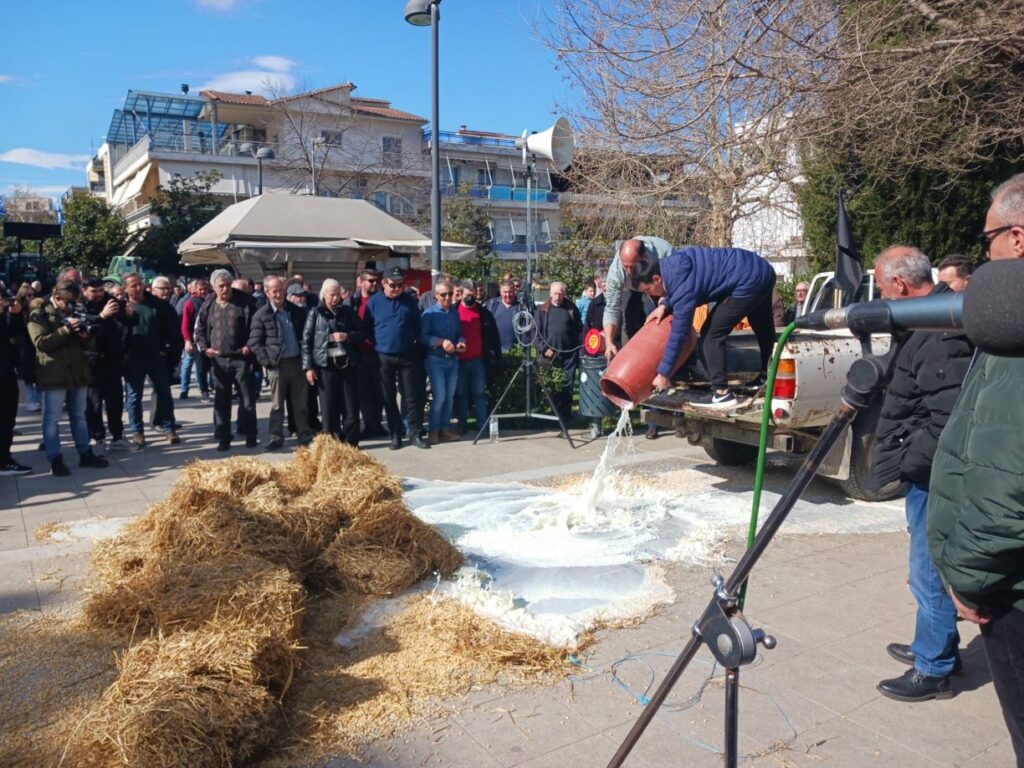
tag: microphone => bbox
[794,259,1024,356]
[795,292,963,335]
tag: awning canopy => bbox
[178,194,476,265]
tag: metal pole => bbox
[258,157,264,196]
[524,161,533,415]
[311,146,317,196]
[429,1,442,288]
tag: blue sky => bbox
[0,0,574,200]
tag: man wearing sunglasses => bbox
[928,172,1024,763]
[367,267,428,450]
[347,269,386,438]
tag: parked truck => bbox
[642,271,905,502]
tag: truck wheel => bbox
[704,438,759,466]
[837,405,905,502]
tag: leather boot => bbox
[440,429,461,442]
[877,668,953,702]
[411,432,431,449]
[389,433,402,450]
[429,430,440,445]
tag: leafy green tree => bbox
[49,192,129,276]
[441,184,495,283]
[798,144,1012,274]
[134,170,223,275]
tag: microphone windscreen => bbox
[963,259,1024,356]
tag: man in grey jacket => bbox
[602,235,673,361]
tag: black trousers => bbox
[550,354,578,425]
[87,376,125,441]
[982,606,1024,765]
[356,350,385,432]
[317,362,360,446]
[0,374,18,463]
[378,351,424,437]
[211,356,256,442]
[700,276,777,390]
[624,290,657,341]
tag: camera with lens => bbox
[64,305,100,334]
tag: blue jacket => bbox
[419,303,464,358]
[367,291,420,355]
[657,246,775,375]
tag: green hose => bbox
[738,321,796,610]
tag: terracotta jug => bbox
[599,316,698,408]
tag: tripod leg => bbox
[541,378,577,449]
[724,668,739,768]
[473,361,524,445]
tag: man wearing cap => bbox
[367,268,428,449]
[346,268,386,438]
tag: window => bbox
[382,136,402,167]
[444,164,460,187]
[477,167,492,186]
[320,130,344,147]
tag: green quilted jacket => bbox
[927,352,1024,614]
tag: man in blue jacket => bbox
[634,246,776,409]
[367,267,428,450]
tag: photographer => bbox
[26,281,108,476]
[79,279,130,452]
[0,293,31,475]
[303,279,364,446]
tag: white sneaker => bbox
[108,438,131,451]
[25,403,41,412]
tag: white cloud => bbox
[0,75,12,84]
[252,55,296,73]
[0,148,91,171]
[199,56,300,95]
[2,184,69,199]
[195,0,241,10]
[199,70,296,95]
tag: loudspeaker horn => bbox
[517,117,574,170]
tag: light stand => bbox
[474,154,576,447]
[606,331,908,768]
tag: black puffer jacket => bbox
[872,282,974,488]
[247,301,307,369]
[302,304,365,370]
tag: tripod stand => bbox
[607,330,907,768]
[473,155,578,449]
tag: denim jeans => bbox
[425,355,458,432]
[455,357,488,430]
[125,356,175,435]
[41,386,90,462]
[907,482,960,676]
[22,381,39,407]
[179,349,210,395]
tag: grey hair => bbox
[991,172,1024,223]
[264,275,285,288]
[210,269,233,285]
[876,245,933,287]
[435,278,453,291]
[151,276,171,288]
[320,278,340,301]
[460,278,476,291]
[549,281,566,292]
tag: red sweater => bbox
[458,302,483,361]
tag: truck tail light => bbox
[772,359,796,399]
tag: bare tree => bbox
[540,0,832,246]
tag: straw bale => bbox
[81,556,305,640]
[320,499,462,595]
[65,625,293,768]
[178,455,278,497]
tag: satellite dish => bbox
[518,117,574,170]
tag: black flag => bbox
[835,190,862,296]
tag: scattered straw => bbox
[34,521,71,542]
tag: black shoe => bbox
[692,389,739,409]
[0,460,32,476]
[245,436,258,448]
[37,441,45,451]
[877,668,953,702]
[645,424,660,440]
[216,440,231,452]
[50,458,71,477]
[179,391,189,400]
[79,451,109,469]
[389,434,402,451]
[266,438,284,452]
[886,643,962,674]
[411,433,430,450]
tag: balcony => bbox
[426,130,518,149]
[440,184,558,204]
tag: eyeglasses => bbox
[436,291,452,297]
[978,224,1023,255]
[364,278,379,283]
[384,281,404,289]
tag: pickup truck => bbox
[642,271,905,502]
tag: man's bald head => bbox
[619,239,647,274]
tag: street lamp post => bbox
[404,0,442,288]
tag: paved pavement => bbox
[0,392,1014,767]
